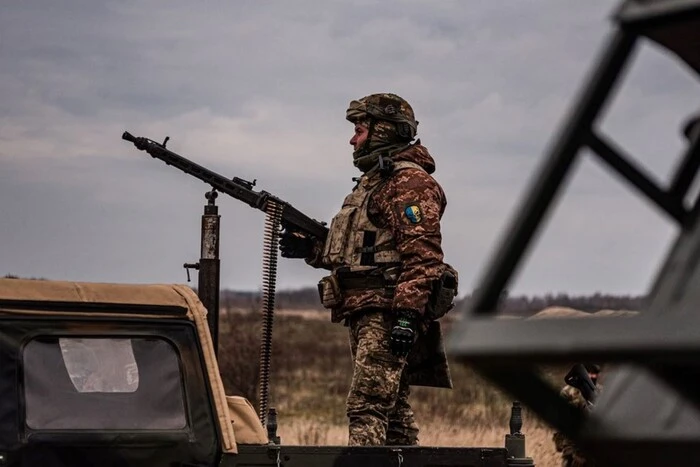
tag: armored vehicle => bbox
[447,1,700,466]
[0,277,533,467]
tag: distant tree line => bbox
[462,291,647,317]
[3,274,47,280]
[4,273,646,316]
[221,287,647,317]
[221,287,322,311]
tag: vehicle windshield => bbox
[23,337,187,430]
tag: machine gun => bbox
[122,130,328,428]
[121,131,328,241]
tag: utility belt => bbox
[317,267,397,309]
[337,275,395,290]
[317,264,459,320]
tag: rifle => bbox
[565,363,598,405]
[121,131,328,241]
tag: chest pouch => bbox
[317,274,342,309]
[323,206,358,264]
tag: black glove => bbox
[279,230,314,258]
[390,309,419,358]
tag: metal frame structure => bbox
[447,1,700,465]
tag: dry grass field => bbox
[218,309,567,466]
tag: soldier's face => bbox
[350,124,368,150]
[589,372,599,386]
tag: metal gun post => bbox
[197,190,221,355]
[505,401,535,466]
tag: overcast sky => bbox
[1,1,698,296]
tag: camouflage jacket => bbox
[560,384,589,410]
[307,142,447,323]
[553,384,599,467]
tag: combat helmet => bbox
[346,93,419,141]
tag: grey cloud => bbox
[1,0,697,296]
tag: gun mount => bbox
[447,1,700,466]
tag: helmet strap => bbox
[365,117,377,148]
[378,153,395,178]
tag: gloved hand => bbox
[279,230,314,259]
[390,309,419,357]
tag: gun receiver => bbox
[122,131,328,241]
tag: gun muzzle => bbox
[122,131,137,143]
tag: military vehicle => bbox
[447,1,700,466]
[0,281,532,466]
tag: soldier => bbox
[553,363,601,467]
[279,93,457,446]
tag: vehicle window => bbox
[59,338,139,393]
[23,337,187,430]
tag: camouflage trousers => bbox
[346,309,419,446]
[561,453,593,467]
[554,433,594,467]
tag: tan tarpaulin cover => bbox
[0,278,245,453]
[0,279,196,308]
[226,396,268,444]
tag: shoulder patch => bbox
[403,204,422,223]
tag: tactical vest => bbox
[317,160,459,319]
[321,161,425,273]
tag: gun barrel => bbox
[122,131,329,241]
[122,131,137,143]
